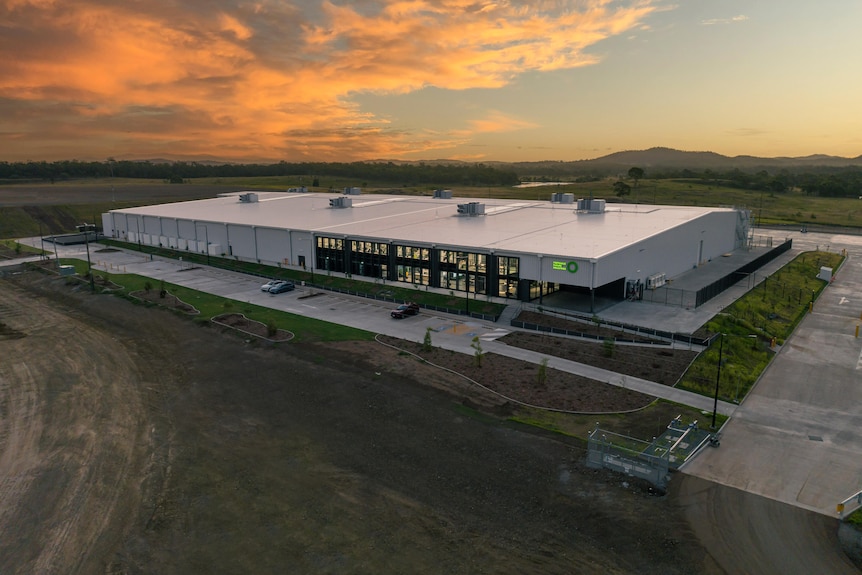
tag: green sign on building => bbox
[552,261,579,273]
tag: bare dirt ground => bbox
[0,268,732,575]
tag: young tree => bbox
[422,327,433,352]
[471,336,484,367]
[537,357,548,387]
[627,167,645,189]
[613,180,631,198]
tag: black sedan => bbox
[269,281,296,294]
[390,302,420,318]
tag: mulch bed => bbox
[130,289,198,315]
[212,313,293,342]
[375,335,654,414]
[514,310,663,343]
[499,331,698,386]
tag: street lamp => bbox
[457,254,470,316]
[712,333,724,429]
[79,223,95,293]
[38,221,45,261]
[196,224,210,265]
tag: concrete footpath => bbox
[683,230,862,516]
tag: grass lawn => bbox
[679,250,844,402]
[60,261,375,343]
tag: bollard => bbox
[857,325,860,339]
[809,301,813,313]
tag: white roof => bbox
[117,191,734,259]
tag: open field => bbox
[2,178,862,240]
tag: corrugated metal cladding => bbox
[102,191,749,300]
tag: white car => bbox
[260,279,285,292]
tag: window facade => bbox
[311,239,521,298]
[394,244,431,285]
[316,236,345,273]
[439,250,487,295]
[350,240,389,279]
[497,256,519,298]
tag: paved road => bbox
[684,230,862,517]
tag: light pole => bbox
[196,224,210,265]
[39,221,45,260]
[131,217,142,252]
[108,157,116,203]
[51,227,59,268]
[712,333,724,429]
[458,254,470,316]
[80,223,95,293]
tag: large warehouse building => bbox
[102,190,751,307]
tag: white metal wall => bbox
[103,208,744,289]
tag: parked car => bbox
[269,281,296,294]
[390,302,420,318]
[260,279,283,291]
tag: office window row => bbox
[311,237,519,297]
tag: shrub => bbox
[422,327,433,352]
[537,358,548,387]
[471,336,484,367]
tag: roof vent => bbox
[343,187,362,195]
[576,198,606,213]
[551,192,574,204]
[433,189,453,199]
[238,192,259,203]
[456,202,485,216]
[329,196,353,208]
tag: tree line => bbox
[3,159,860,197]
[0,160,520,187]
[648,166,862,197]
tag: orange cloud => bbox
[468,111,538,133]
[0,0,658,161]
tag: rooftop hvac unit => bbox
[576,198,607,213]
[551,192,574,204]
[343,187,362,195]
[433,189,453,199]
[329,197,353,208]
[238,192,259,203]
[456,202,485,216]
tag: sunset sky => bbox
[2,0,861,163]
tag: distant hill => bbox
[499,147,862,173]
[126,147,862,173]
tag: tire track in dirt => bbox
[0,279,150,574]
